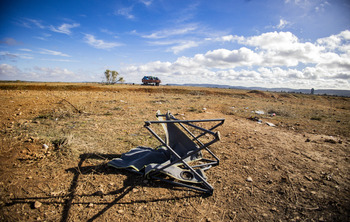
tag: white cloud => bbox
[41,58,79,62]
[217,31,328,66]
[142,24,198,39]
[0,51,33,60]
[19,48,32,52]
[275,19,289,29]
[170,41,199,54]
[50,23,80,35]
[285,0,311,8]
[0,51,17,59]
[140,0,153,6]
[116,7,135,19]
[148,39,199,54]
[84,34,122,49]
[315,1,330,12]
[242,31,299,49]
[100,28,114,35]
[215,35,244,42]
[142,24,203,53]
[120,30,350,89]
[39,49,70,57]
[0,37,21,45]
[317,30,350,51]
[0,64,78,81]
[17,18,45,29]
[0,64,21,77]
[190,47,262,69]
[33,66,75,78]
[35,37,46,41]
[26,18,45,29]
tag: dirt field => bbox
[0,82,349,221]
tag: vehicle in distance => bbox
[142,76,161,86]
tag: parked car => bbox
[142,76,161,86]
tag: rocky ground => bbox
[0,82,349,221]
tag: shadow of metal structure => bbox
[6,153,205,222]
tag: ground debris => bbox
[266,122,276,127]
[0,83,349,222]
[33,201,42,209]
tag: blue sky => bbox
[1,0,349,89]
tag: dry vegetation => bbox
[0,82,349,221]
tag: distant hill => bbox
[168,83,350,97]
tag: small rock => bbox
[325,174,332,181]
[270,207,278,212]
[88,203,94,208]
[266,122,276,127]
[304,175,313,181]
[30,137,39,141]
[42,144,49,150]
[94,191,103,196]
[255,110,265,115]
[324,139,336,144]
[34,201,42,209]
[246,176,253,182]
[310,191,317,195]
[117,209,124,214]
[299,188,305,192]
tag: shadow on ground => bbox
[7,153,206,222]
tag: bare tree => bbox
[118,77,125,83]
[111,70,118,84]
[104,69,111,84]
[104,69,123,84]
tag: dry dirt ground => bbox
[0,82,349,221]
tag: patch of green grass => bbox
[188,107,197,112]
[104,112,113,116]
[112,106,123,111]
[35,113,53,120]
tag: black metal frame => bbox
[143,112,224,194]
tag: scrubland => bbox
[0,82,349,221]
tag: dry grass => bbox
[0,82,349,221]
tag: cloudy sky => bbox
[1,0,349,89]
